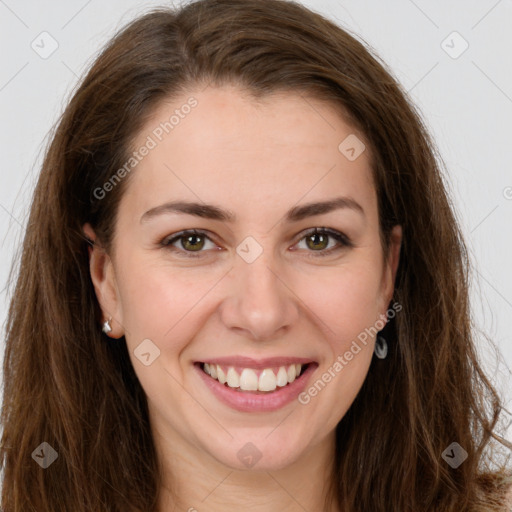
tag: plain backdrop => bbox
[1,0,511,444]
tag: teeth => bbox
[217,366,227,384]
[226,367,239,388]
[276,367,288,387]
[202,363,304,392]
[239,368,258,391]
[258,369,277,391]
[287,364,296,383]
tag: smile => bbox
[194,357,318,412]
[201,362,307,392]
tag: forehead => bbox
[122,84,375,221]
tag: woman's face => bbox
[85,84,401,471]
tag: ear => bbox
[83,222,124,338]
[379,224,402,315]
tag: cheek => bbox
[310,343,374,433]
[114,255,202,348]
[293,259,385,348]
[115,263,210,402]
[295,264,381,428]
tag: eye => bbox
[293,227,353,257]
[160,229,218,258]
[160,227,353,259]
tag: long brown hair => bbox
[1,1,511,510]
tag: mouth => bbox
[194,358,318,412]
[198,361,311,393]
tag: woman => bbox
[1,0,511,510]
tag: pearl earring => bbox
[102,317,112,334]
[374,335,388,359]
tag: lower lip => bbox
[194,362,317,412]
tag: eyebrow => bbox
[140,196,365,224]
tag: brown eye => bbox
[305,232,329,251]
[161,227,352,259]
[180,233,205,251]
[161,229,217,258]
[295,228,353,257]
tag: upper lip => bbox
[198,356,316,369]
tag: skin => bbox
[84,83,402,512]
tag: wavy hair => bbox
[1,0,511,510]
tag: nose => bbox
[219,249,300,341]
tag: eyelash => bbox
[160,227,353,259]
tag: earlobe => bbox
[82,223,124,338]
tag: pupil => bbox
[309,233,326,250]
[184,234,203,251]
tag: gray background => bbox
[1,0,511,442]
